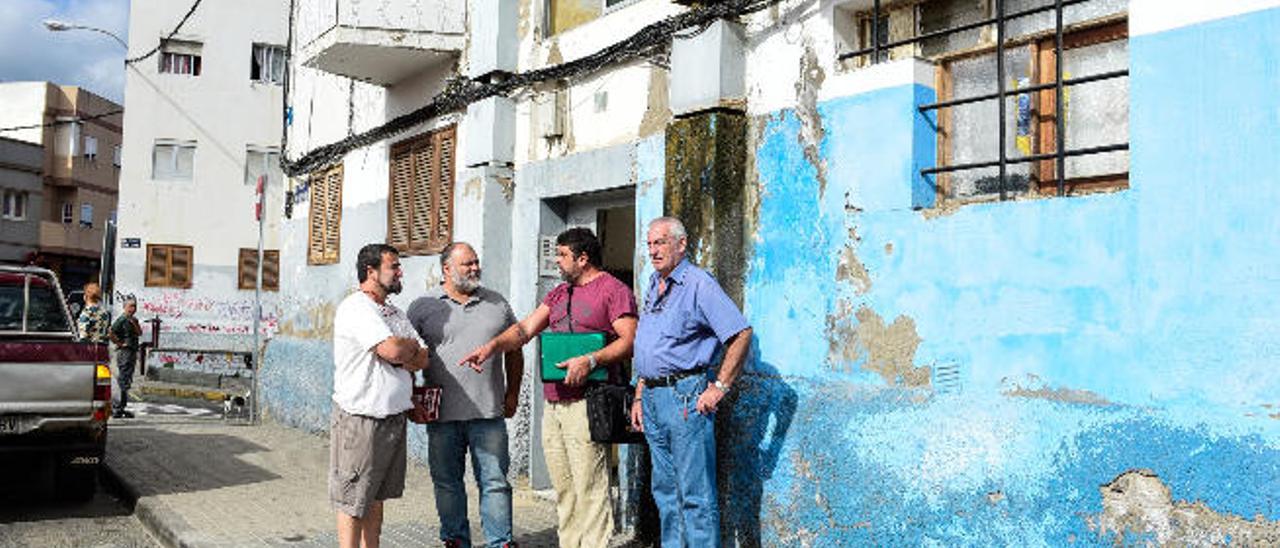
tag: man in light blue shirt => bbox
[630,216,753,548]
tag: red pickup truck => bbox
[0,265,112,500]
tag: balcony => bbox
[40,221,104,257]
[297,0,466,85]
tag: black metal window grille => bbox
[837,0,1130,200]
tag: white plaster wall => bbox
[116,0,289,339]
[0,83,50,146]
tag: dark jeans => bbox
[117,347,137,410]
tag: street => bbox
[0,398,217,548]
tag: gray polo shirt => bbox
[407,286,517,422]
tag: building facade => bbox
[0,82,122,291]
[116,0,289,366]
[267,0,1280,543]
[0,137,44,263]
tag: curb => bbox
[102,456,224,548]
[137,384,229,402]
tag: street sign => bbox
[121,238,141,249]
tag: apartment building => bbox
[116,0,289,362]
[266,0,1280,544]
[0,82,122,291]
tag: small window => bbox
[2,191,28,221]
[251,44,286,84]
[388,125,456,256]
[83,135,98,160]
[159,40,202,76]
[80,203,94,228]
[145,244,194,288]
[153,140,196,181]
[61,202,73,224]
[112,145,122,167]
[238,248,280,291]
[245,147,282,187]
[308,164,343,265]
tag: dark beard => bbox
[380,278,402,295]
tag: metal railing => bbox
[839,0,1129,199]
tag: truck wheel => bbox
[55,462,98,502]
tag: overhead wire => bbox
[125,0,206,65]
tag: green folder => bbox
[539,332,608,383]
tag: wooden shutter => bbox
[145,245,170,286]
[410,136,435,254]
[239,248,279,291]
[308,165,342,265]
[307,170,327,264]
[388,142,415,250]
[263,250,280,291]
[323,166,342,264]
[170,246,192,288]
[431,127,456,253]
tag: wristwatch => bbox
[713,380,731,393]
[587,353,598,370]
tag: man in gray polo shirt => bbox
[408,242,523,548]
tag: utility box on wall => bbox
[670,18,746,116]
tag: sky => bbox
[0,0,131,104]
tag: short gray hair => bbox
[648,217,687,240]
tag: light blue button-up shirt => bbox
[635,259,750,378]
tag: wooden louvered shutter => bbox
[409,136,434,254]
[430,127,456,253]
[388,142,415,251]
[308,170,327,265]
[170,246,192,288]
[322,166,342,264]
[238,248,257,290]
[146,245,169,286]
[262,250,280,291]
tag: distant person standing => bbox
[77,282,110,343]
[408,242,523,548]
[109,297,142,419]
[330,243,429,548]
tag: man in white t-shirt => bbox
[330,243,429,548]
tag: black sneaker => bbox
[113,410,135,419]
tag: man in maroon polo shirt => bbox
[461,227,637,548]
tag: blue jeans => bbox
[642,374,719,548]
[426,418,513,548]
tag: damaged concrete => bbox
[638,67,671,139]
[827,300,929,387]
[835,228,872,295]
[794,42,827,195]
[275,301,337,340]
[1090,469,1280,546]
[1000,374,1112,406]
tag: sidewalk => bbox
[104,416,576,547]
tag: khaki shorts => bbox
[328,407,407,518]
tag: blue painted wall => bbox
[727,8,1280,545]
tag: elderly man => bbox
[461,227,637,548]
[629,217,753,548]
[408,242,522,548]
[330,243,429,548]
[108,296,142,419]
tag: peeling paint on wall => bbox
[834,228,871,295]
[794,43,827,195]
[1089,469,1280,545]
[637,67,670,139]
[830,303,929,387]
[1001,374,1112,406]
[275,301,337,340]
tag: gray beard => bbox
[452,272,481,294]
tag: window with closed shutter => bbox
[144,244,194,288]
[308,164,343,265]
[238,248,280,291]
[387,125,455,256]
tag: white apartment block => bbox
[116,0,289,363]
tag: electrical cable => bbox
[0,109,124,134]
[125,0,205,65]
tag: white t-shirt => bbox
[332,291,419,418]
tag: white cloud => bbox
[0,0,130,103]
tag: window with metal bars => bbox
[308,164,343,265]
[838,0,1129,203]
[145,244,193,288]
[387,126,456,256]
[238,248,279,291]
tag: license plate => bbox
[0,416,20,434]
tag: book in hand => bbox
[539,332,608,383]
